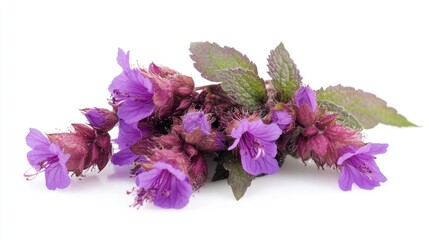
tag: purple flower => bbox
[25,128,71,190]
[109,48,155,124]
[182,111,211,135]
[271,109,293,130]
[337,143,388,191]
[228,119,282,175]
[111,120,149,166]
[132,161,192,209]
[295,86,317,112]
[82,108,118,132]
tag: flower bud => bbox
[81,108,118,132]
[295,86,317,112]
[316,113,336,130]
[187,154,208,190]
[270,103,294,130]
[183,111,211,134]
[302,126,319,137]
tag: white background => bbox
[1,0,428,239]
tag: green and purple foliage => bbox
[24,42,415,209]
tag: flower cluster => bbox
[25,42,414,209]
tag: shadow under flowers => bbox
[64,164,134,192]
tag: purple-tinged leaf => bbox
[222,152,255,201]
[190,42,257,82]
[318,100,363,130]
[317,85,416,129]
[268,43,302,101]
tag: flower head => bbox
[109,48,155,124]
[294,86,362,167]
[297,120,361,167]
[131,150,192,209]
[45,124,113,174]
[173,111,225,152]
[141,63,195,118]
[295,86,317,112]
[81,108,118,132]
[337,143,388,191]
[26,128,71,190]
[228,119,282,175]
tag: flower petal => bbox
[228,138,241,151]
[362,159,388,183]
[155,162,188,181]
[115,120,143,149]
[44,161,71,190]
[26,128,50,149]
[338,165,353,191]
[108,72,128,98]
[27,148,54,168]
[248,120,282,142]
[153,175,192,209]
[358,143,388,156]
[124,70,153,97]
[260,140,277,157]
[350,165,378,190]
[295,86,317,112]
[240,150,279,175]
[136,167,163,187]
[111,148,139,166]
[118,99,155,124]
[230,119,250,139]
[116,48,131,72]
[337,151,356,165]
[272,109,293,130]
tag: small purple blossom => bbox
[337,143,388,191]
[183,111,211,135]
[109,48,155,124]
[295,86,317,112]
[26,128,71,190]
[132,161,192,209]
[271,109,293,130]
[228,119,282,175]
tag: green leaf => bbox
[217,68,267,111]
[317,85,416,129]
[212,162,229,182]
[267,42,302,101]
[222,152,255,200]
[318,100,363,130]
[190,42,258,82]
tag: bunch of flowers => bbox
[25,42,415,209]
